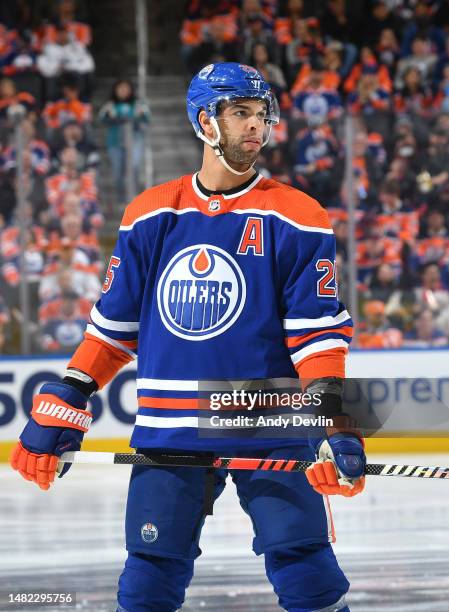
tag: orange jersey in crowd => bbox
[291,64,340,96]
[415,235,449,265]
[356,237,403,271]
[33,21,92,49]
[43,99,92,129]
[0,91,36,116]
[180,14,238,46]
[357,326,403,348]
[45,171,97,215]
[376,209,419,242]
[344,63,392,94]
[39,295,92,325]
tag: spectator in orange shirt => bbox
[36,0,92,48]
[180,5,238,73]
[290,41,343,96]
[37,25,95,100]
[347,68,392,139]
[356,225,403,282]
[357,300,403,349]
[0,77,36,121]
[42,76,91,131]
[45,146,97,218]
[274,0,306,46]
[344,47,392,94]
[373,179,419,242]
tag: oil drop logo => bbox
[157,244,246,340]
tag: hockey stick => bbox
[59,451,449,479]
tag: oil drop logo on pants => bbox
[157,244,246,340]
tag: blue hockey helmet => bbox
[186,62,280,140]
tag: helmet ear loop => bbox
[196,110,221,149]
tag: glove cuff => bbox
[326,414,365,447]
[39,382,88,409]
[32,394,92,433]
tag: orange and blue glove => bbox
[9,382,92,490]
[306,432,366,497]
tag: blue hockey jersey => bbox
[70,172,353,451]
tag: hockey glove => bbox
[9,382,92,490]
[306,432,366,497]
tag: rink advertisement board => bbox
[1,349,449,459]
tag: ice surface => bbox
[2,454,449,611]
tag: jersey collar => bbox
[192,171,263,201]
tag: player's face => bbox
[217,99,268,166]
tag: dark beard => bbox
[220,137,259,166]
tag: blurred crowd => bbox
[0,0,149,354]
[181,0,449,348]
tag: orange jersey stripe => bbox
[138,397,200,410]
[296,347,347,386]
[286,326,354,348]
[84,331,137,354]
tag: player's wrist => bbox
[63,368,98,398]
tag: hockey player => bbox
[10,63,365,612]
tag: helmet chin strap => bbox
[197,116,272,177]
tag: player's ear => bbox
[199,110,216,140]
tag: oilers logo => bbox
[141,522,158,543]
[157,244,246,341]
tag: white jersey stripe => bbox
[137,378,199,391]
[119,205,333,236]
[90,305,140,332]
[120,207,199,231]
[135,414,199,428]
[136,377,300,392]
[284,310,351,331]
[290,339,348,365]
[232,208,334,235]
[85,324,136,359]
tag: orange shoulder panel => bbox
[254,178,332,231]
[121,176,190,227]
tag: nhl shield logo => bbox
[141,522,158,543]
[208,199,221,212]
[157,244,246,341]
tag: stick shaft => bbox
[59,451,449,479]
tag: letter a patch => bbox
[237,217,264,256]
